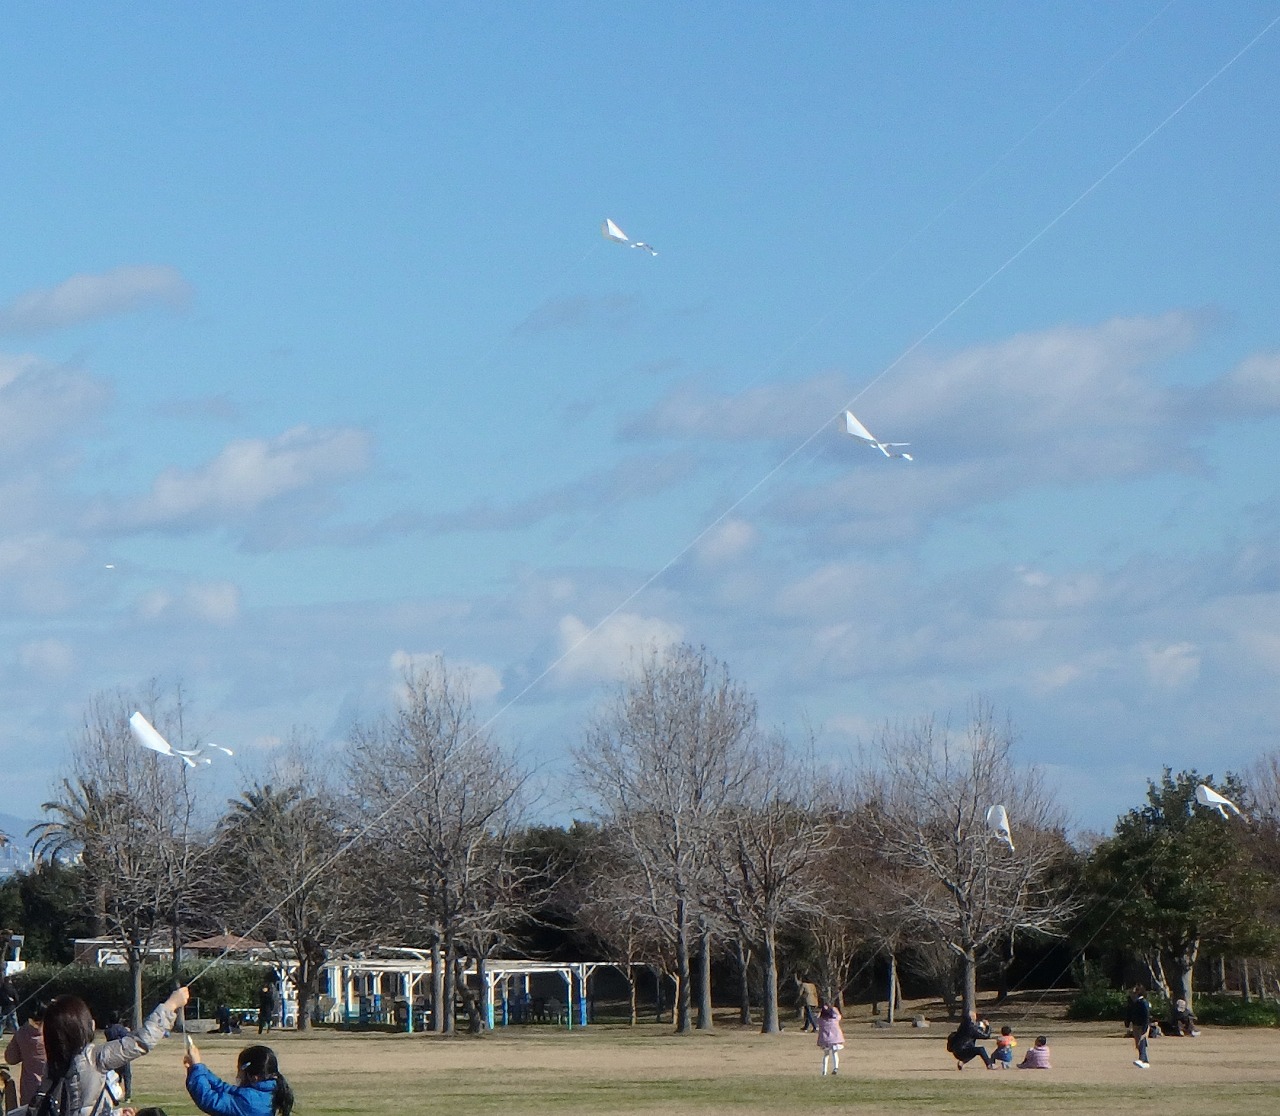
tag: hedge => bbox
[1067,987,1280,1027]
[11,962,272,1025]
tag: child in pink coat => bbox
[817,1003,845,1076]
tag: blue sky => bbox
[1,2,1278,833]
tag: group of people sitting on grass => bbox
[946,1009,1051,1070]
[2,985,293,1116]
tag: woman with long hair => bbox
[184,1040,294,1116]
[32,987,189,1116]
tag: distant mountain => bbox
[0,814,38,877]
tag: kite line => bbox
[185,6,1280,993]
[24,10,1273,1009]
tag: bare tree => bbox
[570,825,673,1024]
[347,657,532,1033]
[859,703,1076,1016]
[211,743,367,1030]
[573,644,756,1034]
[713,734,835,1032]
[33,689,206,1027]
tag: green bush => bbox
[1191,995,1280,1028]
[1067,986,1280,1028]
[12,962,272,1025]
[1065,986,1131,1021]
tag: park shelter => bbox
[323,950,624,1029]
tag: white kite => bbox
[843,411,912,460]
[986,804,1015,851]
[128,711,234,768]
[1194,783,1243,820]
[602,218,658,256]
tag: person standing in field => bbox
[4,999,47,1105]
[816,1002,845,1076]
[31,985,189,1116]
[796,978,820,1032]
[257,985,277,1035]
[184,1040,294,1116]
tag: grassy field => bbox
[123,996,1280,1116]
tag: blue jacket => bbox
[186,1064,276,1116]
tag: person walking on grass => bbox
[1126,985,1153,1069]
[797,978,820,1032]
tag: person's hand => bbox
[184,1037,202,1068]
[165,986,192,1011]
[120,1107,137,1116]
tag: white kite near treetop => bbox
[1194,783,1243,820]
[602,218,658,256]
[128,710,234,768]
[986,804,1015,850]
[843,410,912,460]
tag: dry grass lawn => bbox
[123,995,1280,1116]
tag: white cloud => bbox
[1206,351,1280,414]
[186,582,242,625]
[0,533,84,613]
[1139,641,1200,689]
[388,650,504,704]
[0,265,192,333]
[627,373,847,442]
[134,581,242,625]
[551,612,684,688]
[118,425,372,529]
[695,518,758,566]
[0,354,110,458]
[18,639,75,678]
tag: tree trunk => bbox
[759,927,780,1033]
[443,937,457,1034]
[455,954,483,1033]
[170,908,184,1030]
[1172,941,1198,1006]
[886,952,897,1025]
[734,937,752,1026]
[697,925,713,1030]
[675,901,692,1034]
[130,947,144,1030]
[431,935,445,1033]
[295,940,325,1030]
[960,948,978,1017]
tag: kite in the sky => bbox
[128,711,234,768]
[602,218,658,256]
[1194,783,1243,820]
[843,411,912,460]
[986,804,1015,851]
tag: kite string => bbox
[478,2,1181,594]
[156,11,1280,996]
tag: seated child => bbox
[993,1025,1016,1067]
[1017,1035,1051,1069]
